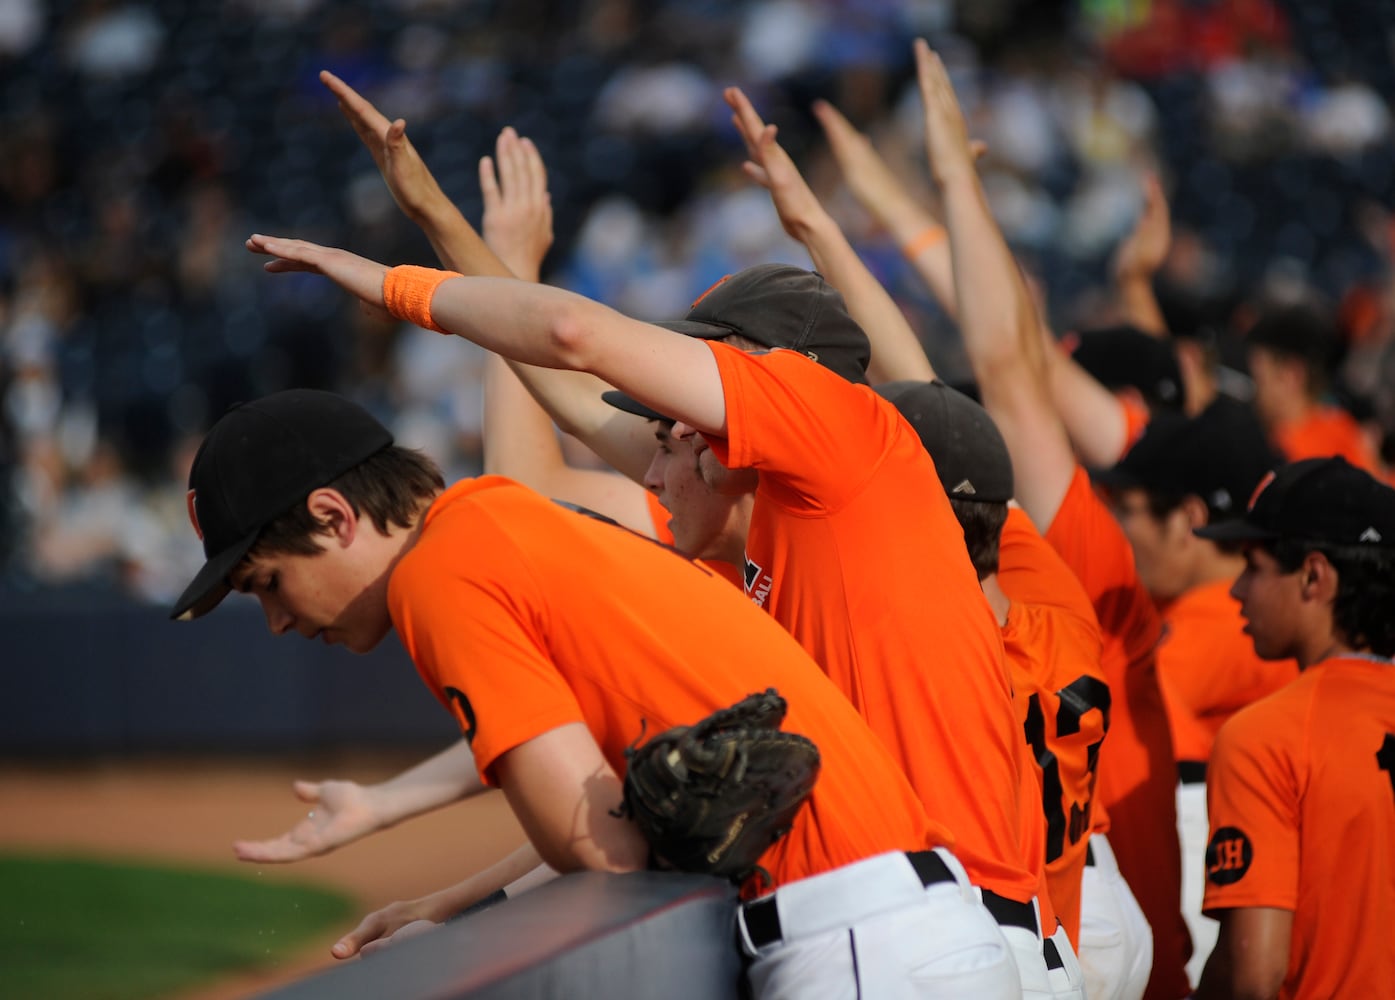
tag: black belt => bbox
[1086,842,1096,866]
[1178,760,1207,784]
[1044,936,1066,970]
[740,850,954,949]
[980,889,1038,934]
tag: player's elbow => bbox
[546,306,602,372]
[536,835,649,876]
[1227,966,1285,1000]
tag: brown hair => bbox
[248,445,445,557]
[947,497,1009,580]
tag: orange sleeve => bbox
[1118,393,1151,456]
[1203,698,1303,915]
[389,503,585,786]
[702,343,911,512]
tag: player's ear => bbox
[1299,550,1335,600]
[305,488,358,547]
[1179,495,1209,533]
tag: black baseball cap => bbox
[171,389,394,621]
[1094,397,1281,520]
[1067,325,1184,411]
[876,379,1014,504]
[1194,456,1395,548]
[602,263,872,421]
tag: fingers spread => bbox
[479,155,500,206]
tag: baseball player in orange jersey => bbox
[865,42,1192,998]
[1245,304,1380,472]
[1095,399,1298,984]
[1190,456,1395,998]
[173,389,1022,998]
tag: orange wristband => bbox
[900,225,947,259]
[382,265,461,334]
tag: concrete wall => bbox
[0,583,457,754]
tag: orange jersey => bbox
[1272,405,1378,472]
[998,507,1110,946]
[704,343,1034,903]
[1045,467,1192,999]
[388,477,945,890]
[1204,655,1395,998]
[1155,579,1299,763]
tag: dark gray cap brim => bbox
[600,390,672,422]
[169,527,259,621]
[1193,520,1279,543]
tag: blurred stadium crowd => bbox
[1,0,1394,607]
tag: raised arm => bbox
[1110,172,1171,338]
[246,236,728,438]
[321,70,511,280]
[1041,330,1135,469]
[233,739,484,864]
[815,99,959,325]
[322,70,674,484]
[915,40,1076,529]
[723,87,935,384]
[477,127,656,530]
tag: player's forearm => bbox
[1043,346,1128,468]
[414,200,515,280]
[1116,273,1168,338]
[846,181,960,321]
[941,172,1036,380]
[482,353,569,480]
[428,844,548,920]
[795,213,936,384]
[503,360,655,486]
[367,739,486,828]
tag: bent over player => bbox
[171,388,1019,999]
[1191,457,1395,999]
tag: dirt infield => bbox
[0,753,526,999]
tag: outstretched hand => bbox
[723,86,825,240]
[234,779,383,864]
[1112,172,1171,280]
[913,39,978,189]
[320,69,450,225]
[480,127,553,283]
[813,99,917,220]
[246,233,390,317]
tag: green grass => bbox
[0,852,354,1000]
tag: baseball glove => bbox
[616,688,821,883]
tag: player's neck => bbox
[1187,542,1244,593]
[1300,632,1357,671]
[980,572,1010,628]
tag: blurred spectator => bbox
[1,0,1393,603]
